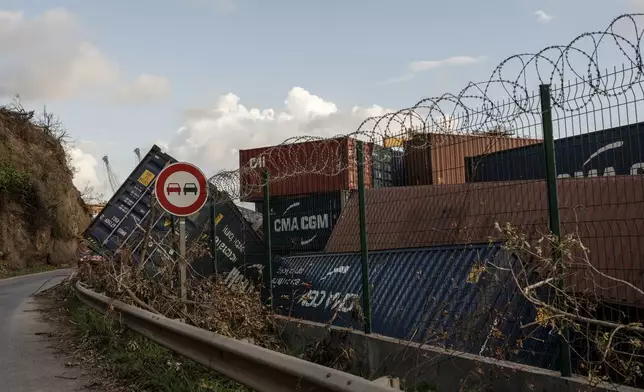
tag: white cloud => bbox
[382,55,486,84]
[0,8,170,103]
[409,56,486,72]
[0,8,119,100]
[162,87,394,177]
[535,10,553,24]
[114,73,172,103]
[67,146,101,193]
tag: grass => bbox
[0,262,64,279]
[65,295,248,392]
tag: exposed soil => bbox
[0,106,90,272]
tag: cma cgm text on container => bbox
[254,190,351,256]
[238,137,373,202]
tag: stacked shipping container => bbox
[403,133,543,185]
[238,134,542,255]
[371,145,404,188]
[465,122,644,182]
[324,178,644,307]
[239,137,380,255]
[239,137,373,202]
[254,190,350,256]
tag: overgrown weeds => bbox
[494,222,644,387]
[78,254,283,351]
[51,280,248,392]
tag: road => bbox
[0,269,93,392]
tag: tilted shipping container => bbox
[324,178,644,307]
[272,245,557,370]
[84,145,266,288]
[404,133,543,186]
[465,122,644,182]
[254,190,351,256]
[239,137,372,202]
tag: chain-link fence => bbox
[83,12,644,390]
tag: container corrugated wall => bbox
[403,133,543,186]
[372,145,395,188]
[272,244,557,369]
[324,177,644,306]
[239,137,372,202]
[254,190,351,256]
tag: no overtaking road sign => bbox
[154,162,208,217]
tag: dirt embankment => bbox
[0,107,90,270]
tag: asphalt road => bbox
[0,269,93,392]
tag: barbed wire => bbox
[208,12,644,203]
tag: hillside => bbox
[0,106,90,271]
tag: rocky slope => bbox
[0,107,90,270]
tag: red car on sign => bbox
[166,182,181,195]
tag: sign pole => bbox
[153,161,209,313]
[179,216,187,304]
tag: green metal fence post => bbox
[357,140,372,334]
[262,170,273,310]
[539,83,572,377]
[210,196,218,276]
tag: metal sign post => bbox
[179,217,187,302]
[154,162,209,305]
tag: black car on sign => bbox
[183,182,198,195]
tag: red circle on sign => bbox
[154,162,209,217]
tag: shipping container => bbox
[404,133,543,186]
[465,122,644,182]
[371,145,394,188]
[84,145,266,287]
[254,190,350,256]
[239,137,372,202]
[272,244,558,370]
[391,148,405,186]
[324,177,644,306]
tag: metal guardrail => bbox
[74,281,396,392]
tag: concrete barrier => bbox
[274,315,641,392]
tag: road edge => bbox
[0,268,74,283]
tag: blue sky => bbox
[0,0,639,198]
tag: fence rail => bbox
[74,281,395,392]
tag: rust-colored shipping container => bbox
[325,176,644,307]
[239,137,372,202]
[403,133,543,186]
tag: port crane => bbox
[102,155,121,194]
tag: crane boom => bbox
[134,148,141,164]
[102,155,120,194]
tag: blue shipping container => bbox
[465,122,644,182]
[272,244,558,369]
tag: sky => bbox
[0,0,642,200]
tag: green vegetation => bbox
[66,296,248,392]
[0,161,31,197]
